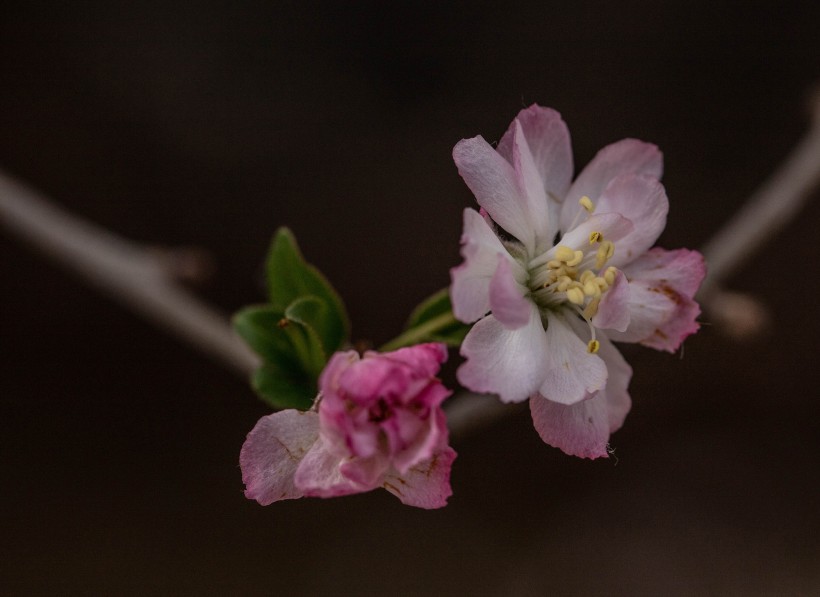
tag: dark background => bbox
[2,1,819,594]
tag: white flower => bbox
[450,105,704,458]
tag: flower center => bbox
[526,196,621,353]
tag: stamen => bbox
[583,297,601,319]
[566,286,585,305]
[579,196,595,213]
[604,266,618,285]
[587,339,600,353]
[589,231,603,244]
[595,241,615,269]
[554,246,575,262]
[566,250,584,267]
[583,280,602,298]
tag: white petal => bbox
[489,255,531,329]
[450,208,525,323]
[560,138,663,232]
[537,312,607,405]
[453,136,536,253]
[457,305,549,403]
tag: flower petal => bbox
[457,305,549,403]
[489,255,531,329]
[560,138,663,232]
[387,385,451,474]
[450,208,525,323]
[497,114,566,252]
[529,213,633,271]
[382,446,457,509]
[596,174,669,267]
[608,248,705,351]
[530,333,631,458]
[537,312,607,405]
[592,268,630,332]
[453,136,536,253]
[240,410,320,505]
[497,105,573,203]
[294,439,367,498]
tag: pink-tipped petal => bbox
[561,138,663,231]
[538,312,608,405]
[383,447,457,509]
[499,118,559,252]
[592,269,630,332]
[489,255,531,329]
[450,208,524,323]
[453,136,536,252]
[551,212,634,255]
[596,174,669,267]
[240,410,320,505]
[609,248,705,352]
[497,105,573,202]
[294,440,367,498]
[458,305,549,403]
[530,333,631,458]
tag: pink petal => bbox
[457,305,549,403]
[294,440,367,498]
[499,118,556,252]
[530,333,632,458]
[450,208,525,323]
[625,247,706,297]
[453,136,536,252]
[373,342,449,380]
[596,174,669,267]
[489,255,531,329]
[609,248,705,352]
[240,410,320,505]
[547,212,634,257]
[497,105,573,203]
[561,138,663,232]
[382,447,457,509]
[592,268,630,332]
[537,312,607,405]
[388,387,450,474]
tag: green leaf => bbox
[232,305,299,368]
[405,288,470,347]
[381,287,471,351]
[251,362,316,410]
[232,303,325,381]
[265,228,349,353]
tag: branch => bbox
[0,171,260,377]
[2,91,820,437]
[698,93,820,301]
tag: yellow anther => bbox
[589,231,603,244]
[547,259,563,269]
[566,286,585,305]
[556,276,573,292]
[604,266,618,285]
[555,245,575,263]
[583,280,602,298]
[593,276,609,290]
[583,298,601,319]
[579,196,595,213]
[579,270,595,284]
[587,339,600,354]
[595,241,615,269]
[566,250,584,267]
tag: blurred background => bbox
[1,1,819,594]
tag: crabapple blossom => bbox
[240,343,456,509]
[450,104,705,458]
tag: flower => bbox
[240,343,457,509]
[450,105,705,458]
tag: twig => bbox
[698,94,820,300]
[2,91,820,436]
[0,171,260,377]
